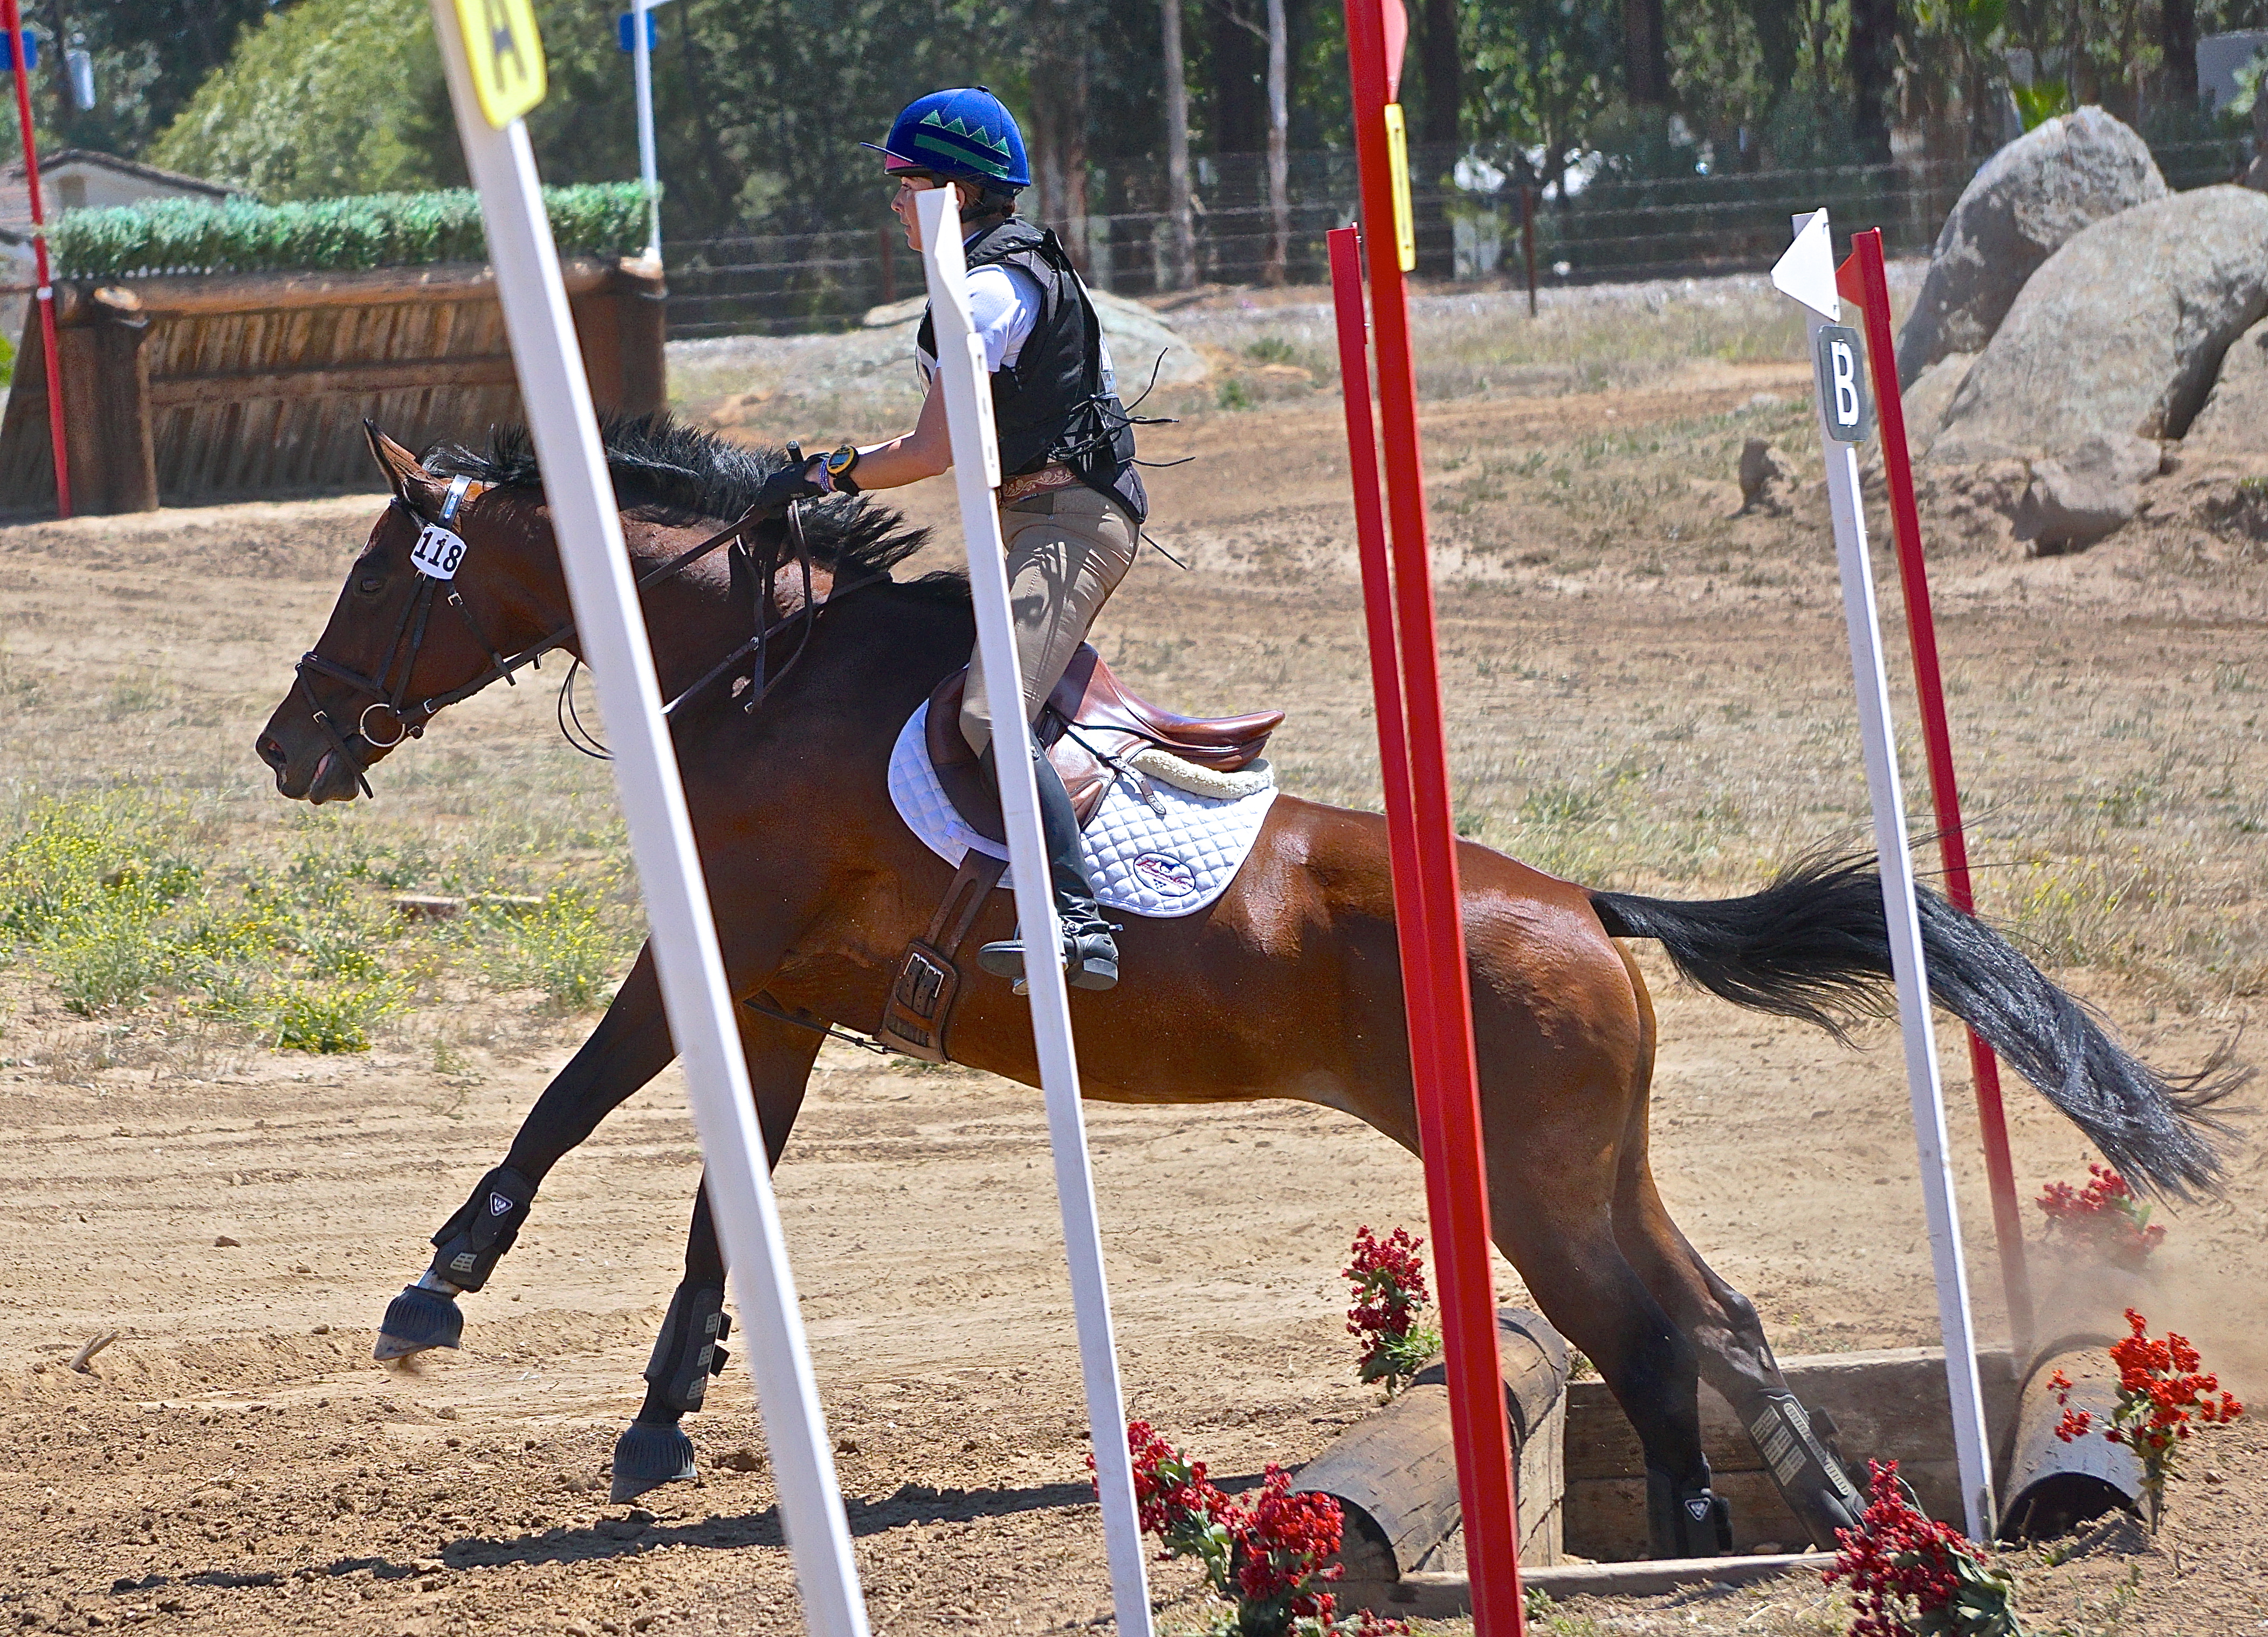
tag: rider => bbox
[797,87,1148,993]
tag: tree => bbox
[1849,0,1901,160]
[1162,0,1196,286]
[1265,0,1288,283]
[1624,0,1669,104]
[1418,0,1459,144]
[24,0,274,164]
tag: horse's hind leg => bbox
[1488,1148,1732,1560]
[1607,945,1865,1547]
[610,1010,821,1502]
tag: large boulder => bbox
[1928,187,2268,470]
[1895,108,2166,387]
[2181,314,2268,458]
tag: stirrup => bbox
[977,923,1119,992]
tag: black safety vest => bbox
[915,218,1147,522]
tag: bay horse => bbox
[257,418,2230,1553]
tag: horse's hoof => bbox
[373,1283,464,1361]
[609,1421,697,1503]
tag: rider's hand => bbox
[749,453,830,518]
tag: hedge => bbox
[50,182,650,280]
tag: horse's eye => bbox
[358,575,385,595]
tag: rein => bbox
[295,487,876,796]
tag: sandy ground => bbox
[1,297,2264,1635]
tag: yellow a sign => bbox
[452,0,548,128]
[1382,103,1417,273]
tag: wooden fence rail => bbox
[0,255,666,517]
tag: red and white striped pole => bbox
[1836,230,2033,1347]
[1334,0,1525,1623]
[2,0,68,518]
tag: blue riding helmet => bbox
[864,87,1030,189]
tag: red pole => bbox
[1337,2,1525,1628]
[3,0,70,519]
[1840,229,2033,1346]
[1330,228,1444,1170]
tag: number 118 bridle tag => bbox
[411,522,470,580]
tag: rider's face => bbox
[889,173,936,252]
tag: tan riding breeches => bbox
[958,483,1139,756]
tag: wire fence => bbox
[662,134,2254,340]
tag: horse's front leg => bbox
[374,943,678,1359]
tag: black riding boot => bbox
[976,747,1119,991]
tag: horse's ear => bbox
[363,420,435,506]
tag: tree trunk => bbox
[1621,0,1667,106]
[1850,0,1899,162]
[1264,0,1288,285]
[1209,0,1266,153]
[1162,0,1196,288]
[2160,0,2198,109]
[1030,2,1092,269]
[1420,0,1460,144]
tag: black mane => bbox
[425,414,958,595]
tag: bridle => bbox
[293,473,883,798]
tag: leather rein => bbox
[294,482,881,797]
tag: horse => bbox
[256,416,2231,1551]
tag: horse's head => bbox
[256,424,557,803]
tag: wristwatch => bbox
[823,443,862,495]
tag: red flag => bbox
[1383,0,1408,100]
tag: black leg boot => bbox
[976,748,1119,991]
[1646,1461,1734,1558]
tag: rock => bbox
[710,1446,764,1472]
[1896,108,2166,387]
[2182,315,2268,457]
[214,1235,240,1248]
[1736,438,1795,514]
[1929,187,2268,470]
[860,287,1209,386]
[2012,435,2163,552]
[1899,352,1975,455]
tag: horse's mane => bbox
[424,414,967,602]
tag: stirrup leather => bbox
[876,850,1008,1062]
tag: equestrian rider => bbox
[776,88,1146,993]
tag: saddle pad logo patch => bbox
[1132,852,1197,896]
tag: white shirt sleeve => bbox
[964,264,1044,373]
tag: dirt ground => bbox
[2,276,2264,1635]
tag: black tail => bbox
[1590,851,2241,1196]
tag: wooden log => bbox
[1298,1308,1569,1602]
[56,258,620,321]
[147,355,520,407]
[614,257,670,418]
[1561,1346,2023,1560]
[1999,1268,2148,1540]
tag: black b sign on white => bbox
[1812,324,1872,445]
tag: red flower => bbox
[1344,1226,1437,1392]
[2036,1165,2165,1268]
[1823,1461,2019,1637]
[2053,1310,2245,1530]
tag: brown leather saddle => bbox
[924,642,1282,843]
[874,645,1281,1063]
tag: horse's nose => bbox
[256,734,288,772]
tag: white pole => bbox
[916,185,1154,1637]
[1777,209,1995,1542]
[427,7,870,1634]
[631,0,661,261]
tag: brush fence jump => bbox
[0,256,666,517]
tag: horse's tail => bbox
[1587,850,2241,1196]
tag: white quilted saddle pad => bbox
[888,699,1279,918]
